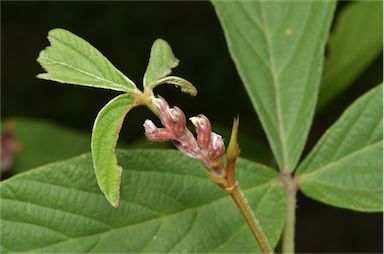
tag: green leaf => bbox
[297,85,383,212]
[2,118,90,175]
[0,150,285,253]
[212,1,336,172]
[148,76,198,97]
[37,28,136,92]
[142,39,197,96]
[91,94,137,207]
[143,39,179,86]
[318,1,383,109]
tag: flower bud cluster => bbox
[144,97,225,175]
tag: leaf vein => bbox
[40,57,128,91]
[299,141,382,180]
[11,180,274,252]
[2,218,70,239]
[50,33,131,87]
[3,198,112,230]
[168,210,198,251]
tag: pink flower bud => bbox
[190,114,211,149]
[209,133,225,160]
[143,119,157,134]
[153,98,175,130]
[143,120,174,141]
[172,138,199,159]
[169,106,186,136]
[145,97,226,176]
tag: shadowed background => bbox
[1,1,382,252]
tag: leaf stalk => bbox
[280,172,297,254]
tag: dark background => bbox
[1,1,383,253]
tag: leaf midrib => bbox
[50,32,132,88]
[258,2,288,171]
[39,57,129,92]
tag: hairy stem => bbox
[280,173,297,254]
[229,184,274,254]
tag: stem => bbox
[134,89,160,118]
[229,184,274,254]
[280,173,297,254]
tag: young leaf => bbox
[0,150,285,253]
[297,85,383,212]
[143,39,179,87]
[212,1,336,172]
[91,94,137,207]
[318,1,383,109]
[37,29,136,92]
[147,76,197,97]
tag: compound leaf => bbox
[0,150,285,253]
[91,94,137,207]
[212,1,336,172]
[37,29,136,92]
[297,85,383,212]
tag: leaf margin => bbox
[37,28,137,93]
[143,38,179,87]
[296,84,383,212]
[91,94,138,207]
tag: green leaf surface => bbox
[318,1,383,109]
[2,118,90,175]
[91,94,137,207]
[143,39,179,87]
[212,1,336,172]
[149,76,197,97]
[37,28,136,92]
[297,85,383,212]
[0,149,285,253]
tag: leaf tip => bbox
[102,188,120,208]
[36,73,44,79]
[110,198,120,208]
[36,73,48,80]
[47,28,70,37]
[184,86,198,97]
[103,177,121,209]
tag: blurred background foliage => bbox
[1,1,382,252]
